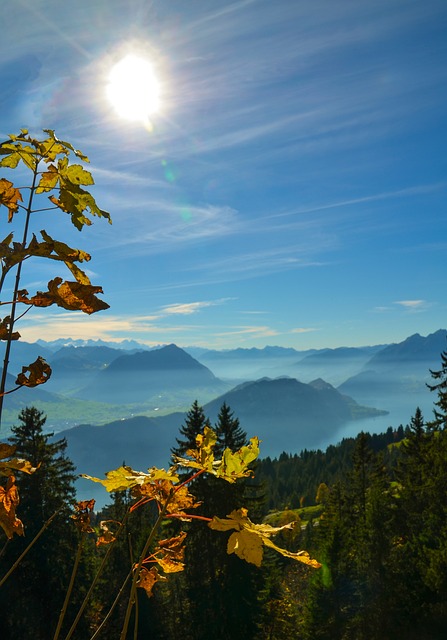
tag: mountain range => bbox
[1,329,446,505]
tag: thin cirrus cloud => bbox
[161,298,233,316]
[291,327,318,334]
[394,300,430,312]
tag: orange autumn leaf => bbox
[154,532,187,573]
[71,499,95,533]
[0,476,24,539]
[15,356,52,388]
[18,277,109,314]
[0,178,22,221]
[136,566,167,598]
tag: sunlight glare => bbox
[107,54,160,123]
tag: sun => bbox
[106,54,161,123]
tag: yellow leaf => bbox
[0,178,23,221]
[262,538,322,568]
[217,437,260,482]
[209,508,321,569]
[35,163,59,193]
[81,465,150,492]
[228,529,264,567]
[0,444,16,461]
[0,458,40,476]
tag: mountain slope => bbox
[338,329,447,419]
[76,344,226,404]
[203,377,385,453]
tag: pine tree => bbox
[171,399,209,458]
[156,402,262,640]
[214,401,247,456]
[427,347,447,430]
[0,407,91,639]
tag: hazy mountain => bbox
[61,374,387,506]
[202,377,385,452]
[194,346,314,381]
[1,341,53,378]
[283,345,386,386]
[38,345,125,394]
[338,329,447,422]
[36,338,153,352]
[75,344,227,404]
[60,415,177,505]
[0,371,61,412]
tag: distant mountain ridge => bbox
[76,344,227,404]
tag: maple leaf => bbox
[0,476,24,539]
[132,479,200,516]
[71,499,95,533]
[0,316,20,341]
[1,232,91,284]
[18,277,109,314]
[96,520,119,546]
[0,142,37,171]
[15,356,52,388]
[35,163,59,193]
[0,178,23,221]
[175,427,260,483]
[154,531,187,573]
[0,444,40,477]
[48,157,111,231]
[216,437,260,483]
[82,465,179,493]
[209,508,321,569]
[136,566,167,598]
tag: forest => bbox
[1,346,447,639]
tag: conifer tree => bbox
[427,347,447,430]
[171,399,209,458]
[214,401,247,456]
[0,407,91,639]
[161,401,261,640]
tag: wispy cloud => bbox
[394,300,431,312]
[161,298,233,315]
[291,327,318,334]
[214,325,279,339]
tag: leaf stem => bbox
[63,510,130,640]
[53,534,84,640]
[0,508,61,588]
[0,158,39,423]
[89,569,133,640]
[120,490,175,640]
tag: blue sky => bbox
[1,0,446,350]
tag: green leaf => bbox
[218,437,260,482]
[174,428,260,483]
